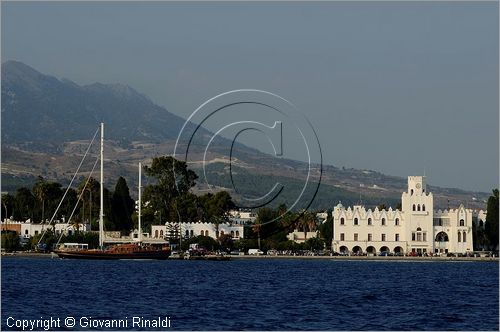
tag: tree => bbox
[143,156,198,224]
[1,193,15,220]
[320,211,333,249]
[201,191,235,239]
[111,177,135,235]
[485,189,499,250]
[33,176,49,222]
[14,187,35,221]
[1,231,19,252]
[304,237,324,251]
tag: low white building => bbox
[332,176,475,255]
[1,219,91,244]
[151,222,244,241]
[287,230,319,243]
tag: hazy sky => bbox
[2,1,498,192]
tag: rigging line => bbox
[38,126,100,246]
[55,155,100,246]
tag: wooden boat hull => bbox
[54,249,170,260]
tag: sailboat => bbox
[53,123,171,260]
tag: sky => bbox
[2,1,498,192]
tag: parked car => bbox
[248,249,264,255]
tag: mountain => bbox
[1,61,489,210]
[2,60,198,151]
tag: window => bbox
[236,231,240,237]
[35,231,39,235]
[423,233,426,242]
[422,204,426,211]
[395,234,400,241]
[340,218,345,225]
[185,230,189,237]
[395,218,400,226]
[190,230,194,237]
[200,230,204,236]
[160,230,164,237]
[417,233,422,241]
[417,227,422,231]
[354,218,359,226]
[463,231,466,243]
[216,231,220,238]
[412,232,416,241]
[381,234,386,241]
[25,229,28,235]
[220,230,224,236]
[458,232,461,242]
[417,204,421,211]
[438,218,443,226]
[381,218,386,226]
[231,230,235,237]
[368,234,372,241]
[413,204,416,211]
[411,189,414,195]
[368,218,372,226]
[354,233,358,241]
[459,219,465,227]
[340,233,345,241]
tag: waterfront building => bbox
[151,222,244,241]
[332,176,474,255]
[1,219,90,244]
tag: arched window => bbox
[190,230,194,237]
[422,204,426,211]
[368,218,372,226]
[340,218,345,225]
[354,218,359,226]
[459,219,465,227]
[417,227,422,231]
[160,230,164,237]
[25,229,28,235]
[458,232,461,242]
[236,231,240,237]
[381,218,386,226]
[185,230,189,237]
[411,189,414,195]
[463,231,466,242]
[200,230,204,236]
[413,204,416,211]
[417,204,421,211]
[395,218,400,226]
[231,230,235,237]
[155,230,159,238]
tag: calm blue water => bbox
[1,257,498,331]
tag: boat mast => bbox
[138,162,142,243]
[99,123,104,248]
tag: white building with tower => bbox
[332,176,474,255]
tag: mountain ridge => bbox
[1,61,489,210]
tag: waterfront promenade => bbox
[2,251,497,262]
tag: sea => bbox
[1,257,498,331]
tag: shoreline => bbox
[2,252,498,262]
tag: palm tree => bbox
[33,177,48,222]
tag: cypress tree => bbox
[485,189,499,250]
[111,177,135,235]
